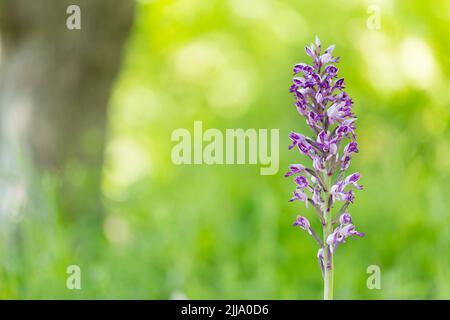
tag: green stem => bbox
[323,222,334,300]
[322,173,334,300]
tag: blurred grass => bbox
[1,0,450,299]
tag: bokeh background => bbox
[0,0,449,299]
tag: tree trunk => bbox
[0,0,135,222]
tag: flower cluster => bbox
[286,37,364,275]
[327,212,365,254]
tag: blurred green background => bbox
[0,0,449,299]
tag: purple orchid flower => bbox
[284,164,306,177]
[339,212,352,225]
[327,222,365,254]
[293,216,311,230]
[294,176,309,189]
[285,37,364,299]
[289,188,308,205]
